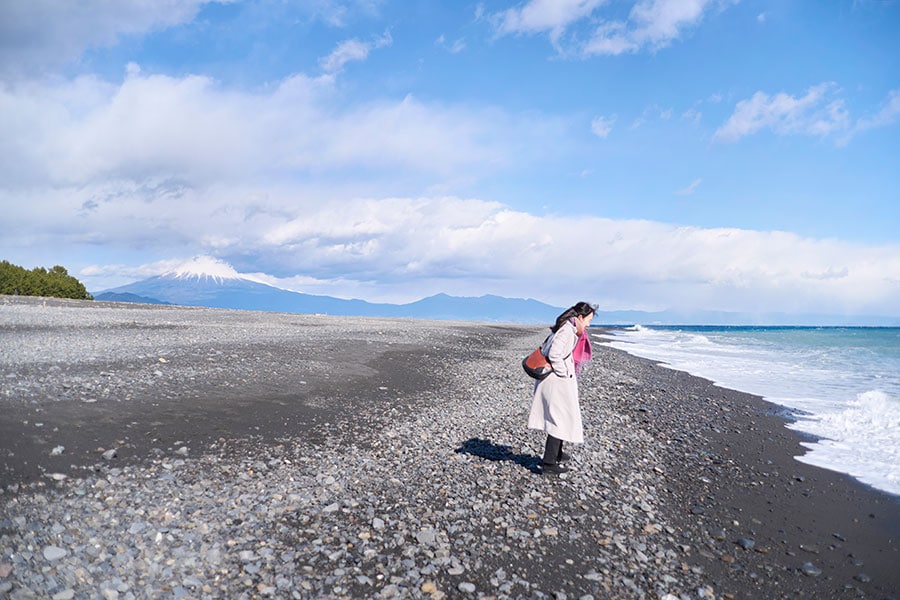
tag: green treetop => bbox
[0,261,93,300]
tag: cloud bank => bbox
[70,193,900,316]
[0,67,567,190]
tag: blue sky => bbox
[1,0,899,318]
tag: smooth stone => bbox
[128,522,146,535]
[801,562,822,577]
[416,529,436,545]
[42,546,68,561]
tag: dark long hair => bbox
[550,301,597,333]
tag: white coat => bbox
[527,320,584,443]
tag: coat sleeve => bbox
[547,323,576,377]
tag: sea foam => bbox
[789,390,900,495]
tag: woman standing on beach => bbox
[528,301,596,475]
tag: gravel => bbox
[2,296,898,599]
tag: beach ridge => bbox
[1,297,897,599]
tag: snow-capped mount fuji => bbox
[161,255,255,284]
[93,257,564,323]
[96,257,384,315]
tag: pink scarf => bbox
[573,331,593,375]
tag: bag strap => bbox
[539,333,553,357]
[541,331,574,361]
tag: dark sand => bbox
[0,296,489,487]
[0,333,440,487]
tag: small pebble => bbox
[801,562,822,577]
[42,546,68,561]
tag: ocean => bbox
[595,325,900,498]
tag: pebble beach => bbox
[1,296,897,599]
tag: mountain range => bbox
[94,268,900,326]
[94,271,564,324]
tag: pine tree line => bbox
[0,260,93,300]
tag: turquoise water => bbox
[597,326,900,497]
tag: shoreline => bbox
[1,298,897,598]
[589,340,899,598]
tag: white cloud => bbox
[629,104,672,129]
[308,0,385,27]
[436,35,467,54]
[714,84,900,144]
[621,0,715,51]
[682,108,702,125]
[492,0,607,42]
[850,89,900,137]
[320,39,371,73]
[0,67,569,189]
[67,195,900,315]
[490,0,725,56]
[713,83,837,142]
[319,31,392,73]
[675,178,702,196]
[590,115,615,138]
[582,22,636,55]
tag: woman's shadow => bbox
[454,437,541,474]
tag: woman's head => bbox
[570,301,596,319]
[552,301,598,333]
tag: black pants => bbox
[542,435,564,465]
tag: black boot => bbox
[541,462,569,475]
[557,441,571,463]
[541,435,569,475]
